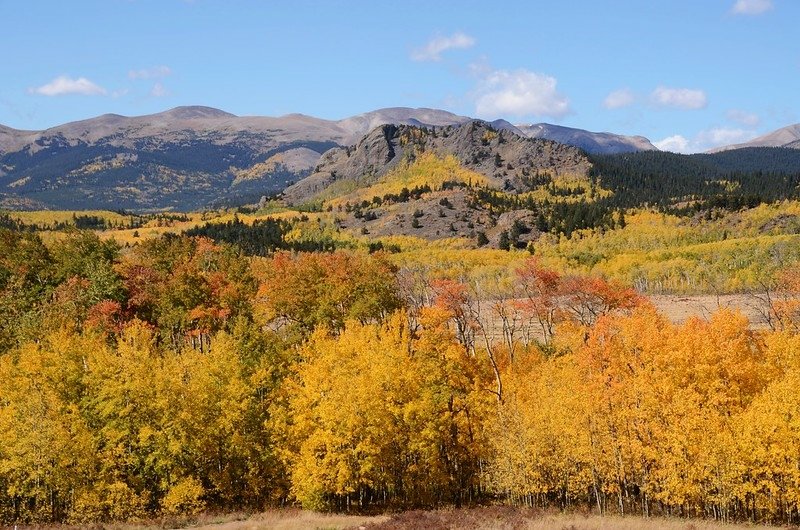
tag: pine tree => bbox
[499,231,511,251]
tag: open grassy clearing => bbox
[6,209,133,226]
[648,293,770,327]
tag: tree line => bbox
[590,148,800,211]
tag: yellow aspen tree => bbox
[0,330,100,522]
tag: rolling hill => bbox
[283,121,612,246]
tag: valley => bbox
[6,1,800,527]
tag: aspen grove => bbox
[2,230,800,524]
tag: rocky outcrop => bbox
[284,121,592,205]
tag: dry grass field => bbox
[476,293,772,346]
[5,508,787,530]
[192,510,387,530]
[0,510,386,530]
[352,508,786,530]
[73,508,783,530]
[649,294,769,327]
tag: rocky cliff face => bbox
[284,121,592,204]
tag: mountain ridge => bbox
[0,106,655,210]
[516,123,657,154]
[709,123,800,152]
[0,106,656,155]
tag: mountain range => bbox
[0,106,655,211]
[0,106,797,211]
[708,124,800,152]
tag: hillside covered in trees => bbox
[590,147,800,210]
[272,124,800,248]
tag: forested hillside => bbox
[282,121,591,205]
[591,147,800,209]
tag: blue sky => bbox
[1,0,797,152]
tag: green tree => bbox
[498,231,511,251]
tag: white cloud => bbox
[654,135,691,153]
[150,82,169,97]
[696,127,755,148]
[655,127,758,153]
[731,0,773,15]
[29,76,107,96]
[603,88,635,109]
[650,86,707,110]
[474,68,571,119]
[467,56,493,77]
[411,32,475,62]
[727,109,760,127]
[128,65,172,79]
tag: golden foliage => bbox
[280,312,491,510]
[491,303,796,520]
[532,207,800,293]
[8,219,800,524]
[161,477,206,516]
[326,152,492,207]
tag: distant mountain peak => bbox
[356,106,464,117]
[279,112,319,119]
[710,123,800,152]
[158,106,237,120]
[515,123,657,154]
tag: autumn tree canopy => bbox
[2,229,800,525]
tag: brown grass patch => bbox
[1,509,385,530]
[3,508,786,530]
[351,507,783,530]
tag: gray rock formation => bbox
[284,121,591,205]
